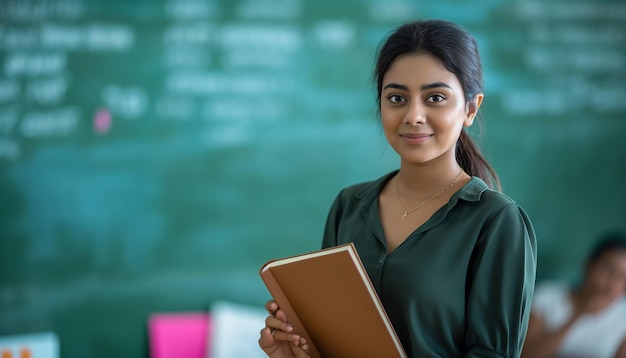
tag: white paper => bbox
[209,301,267,358]
[0,332,59,358]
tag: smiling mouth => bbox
[400,133,432,144]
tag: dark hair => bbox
[586,231,626,265]
[374,19,501,190]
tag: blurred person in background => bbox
[522,231,626,358]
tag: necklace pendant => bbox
[401,211,408,220]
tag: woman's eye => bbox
[427,94,445,103]
[389,95,406,103]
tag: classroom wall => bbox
[1,0,625,356]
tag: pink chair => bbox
[148,313,211,358]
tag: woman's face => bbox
[586,249,626,298]
[380,53,481,166]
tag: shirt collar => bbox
[354,170,490,205]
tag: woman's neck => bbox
[396,161,465,197]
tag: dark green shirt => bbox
[322,172,537,357]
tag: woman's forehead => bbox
[382,53,461,90]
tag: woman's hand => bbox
[258,300,310,358]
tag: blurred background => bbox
[0,0,625,356]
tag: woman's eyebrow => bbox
[421,82,452,90]
[383,83,408,91]
[383,82,452,91]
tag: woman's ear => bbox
[464,94,484,127]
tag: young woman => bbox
[522,233,626,358]
[259,19,537,357]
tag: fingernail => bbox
[286,325,293,332]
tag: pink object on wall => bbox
[148,313,211,358]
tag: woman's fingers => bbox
[263,315,303,345]
[265,300,278,314]
[274,308,289,323]
[292,343,311,358]
[265,315,293,333]
[260,299,310,357]
[259,324,311,357]
[299,336,309,351]
[258,327,275,348]
[259,327,301,349]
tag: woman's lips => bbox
[400,133,432,144]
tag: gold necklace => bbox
[395,170,464,220]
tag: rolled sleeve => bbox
[464,203,537,357]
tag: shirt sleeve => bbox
[464,203,538,357]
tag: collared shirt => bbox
[322,171,537,357]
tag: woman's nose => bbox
[403,102,426,126]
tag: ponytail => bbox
[456,131,501,191]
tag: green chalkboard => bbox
[1,0,625,357]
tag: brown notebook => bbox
[259,242,407,358]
